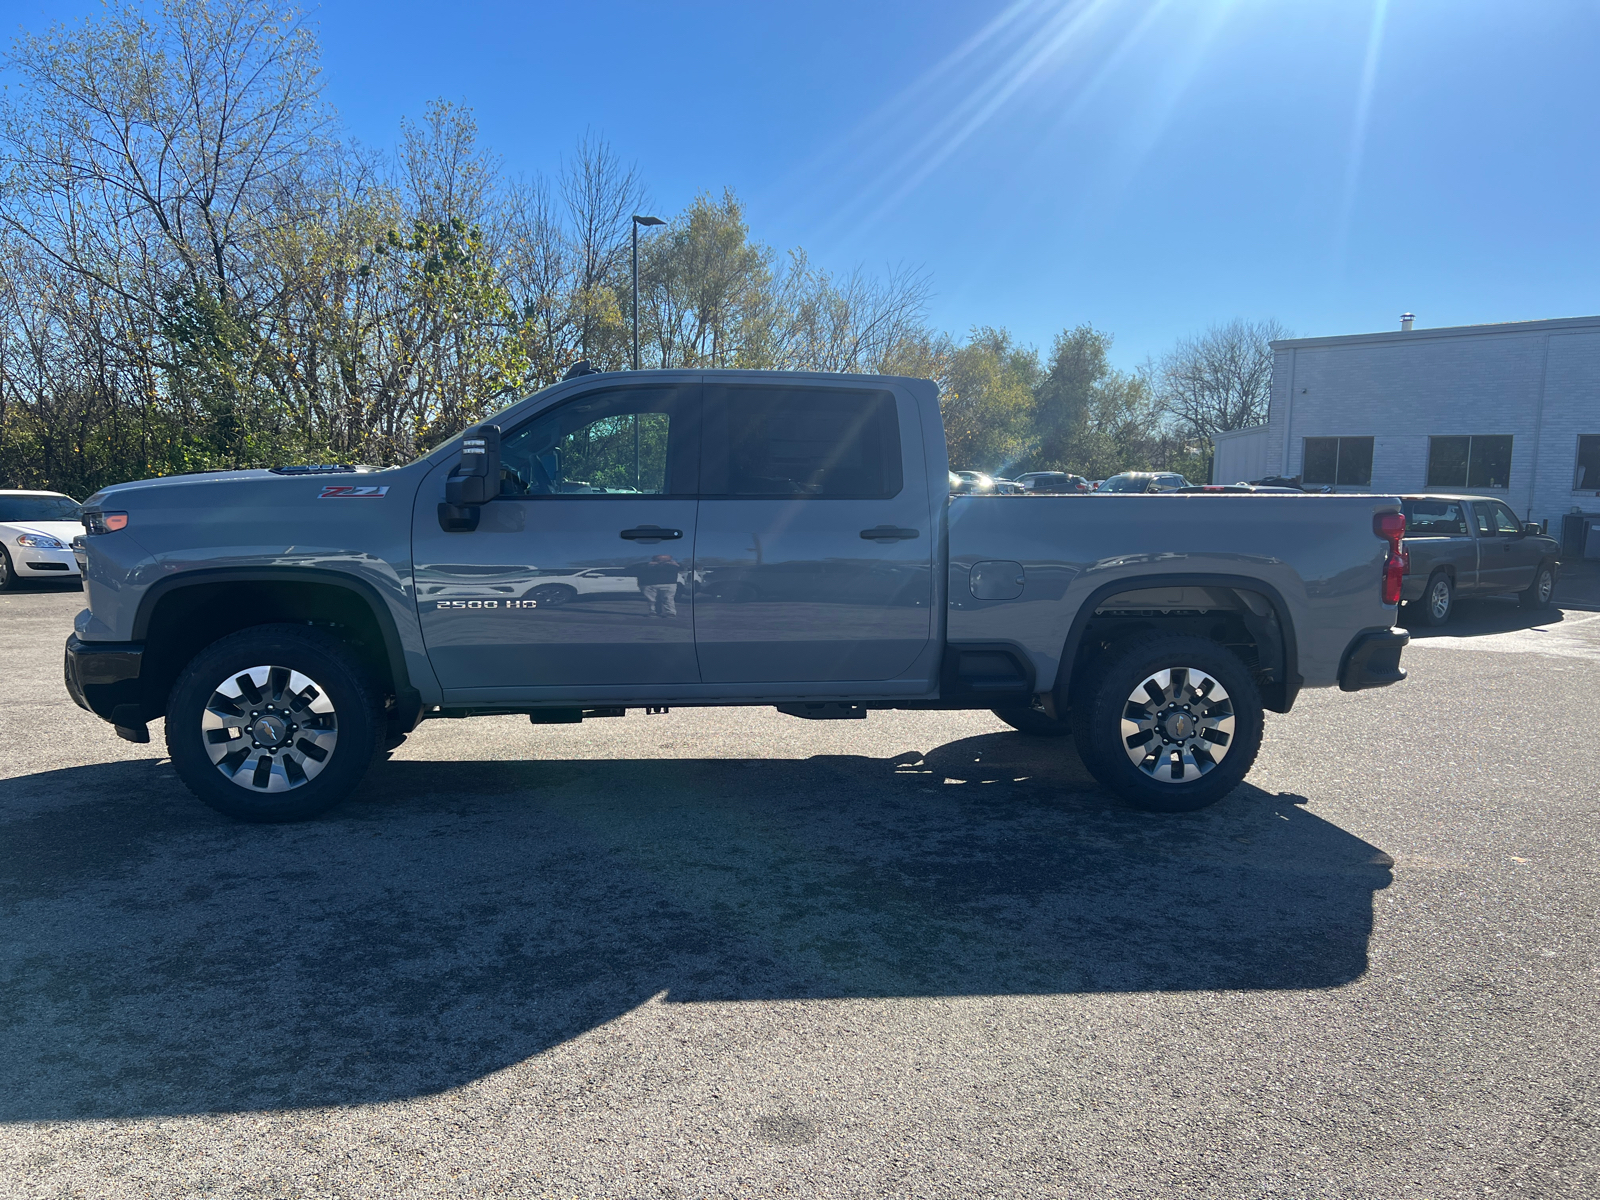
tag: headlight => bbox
[16,533,66,549]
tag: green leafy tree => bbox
[941,328,1039,473]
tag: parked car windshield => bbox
[0,494,81,522]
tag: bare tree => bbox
[0,0,329,312]
[1157,318,1288,444]
[560,132,644,363]
[502,173,581,386]
[766,253,932,374]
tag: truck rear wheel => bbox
[991,706,1071,737]
[1072,635,1263,813]
[166,624,384,822]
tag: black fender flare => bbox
[1057,572,1302,713]
[133,567,423,726]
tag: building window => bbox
[1302,436,1374,486]
[1576,435,1600,492]
[1426,435,1512,489]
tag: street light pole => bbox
[631,214,664,370]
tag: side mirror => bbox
[1523,522,1542,537]
[439,423,501,532]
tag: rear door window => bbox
[701,385,902,498]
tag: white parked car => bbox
[0,490,83,589]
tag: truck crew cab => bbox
[64,370,1410,822]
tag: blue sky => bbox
[9,0,1600,367]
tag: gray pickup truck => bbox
[64,369,1410,822]
[1399,495,1561,626]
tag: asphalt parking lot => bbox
[2,582,1597,1199]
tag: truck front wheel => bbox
[1072,635,1263,813]
[166,624,384,822]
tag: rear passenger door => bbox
[692,380,934,684]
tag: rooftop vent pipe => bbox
[1400,313,1415,332]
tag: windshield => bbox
[0,495,81,522]
[1098,475,1150,492]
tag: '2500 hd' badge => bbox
[318,485,389,498]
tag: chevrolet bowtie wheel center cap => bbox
[250,714,290,746]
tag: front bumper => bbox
[1338,627,1409,692]
[16,543,80,577]
[64,634,148,740]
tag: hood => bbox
[85,468,281,508]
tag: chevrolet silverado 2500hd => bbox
[64,369,1409,821]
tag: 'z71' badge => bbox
[318,485,389,498]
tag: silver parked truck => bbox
[64,370,1410,822]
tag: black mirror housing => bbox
[440,423,501,531]
[445,423,501,507]
[1523,522,1542,537]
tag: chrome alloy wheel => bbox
[201,665,338,792]
[1120,666,1235,784]
[1536,569,1553,604]
[1430,577,1452,621]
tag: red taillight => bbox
[1375,511,1407,604]
[1383,550,1408,604]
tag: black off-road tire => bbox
[991,705,1071,737]
[166,624,385,823]
[1519,561,1556,609]
[0,546,17,591]
[1411,572,1453,627]
[1072,634,1264,813]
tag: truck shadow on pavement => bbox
[0,733,1392,1122]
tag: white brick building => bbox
[1236,316,1600,535]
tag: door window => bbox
[1490,502,1522,535]
[496,385,698,496]
[701,385,902,498]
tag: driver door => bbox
[412,382,701,695]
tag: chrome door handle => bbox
[859,525,920,541]
[620,526,683,541]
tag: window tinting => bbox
[1401,499,1468,537]
[1301,437,1373,487]
[0,495,81,522]
[496,385,698,496]
[702,385,902,498]
[1575,435,1600,491]
[1428,435,1512,489]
